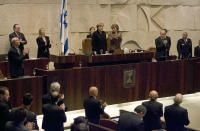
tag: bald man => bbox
[177,32,192,59]
[142,90,163,131]
[83,86,107,124]
[164,93,190,131]
[8,37,29,78]
[155,29,171,61]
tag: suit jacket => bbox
[177,38,192,59]
[9,32,27,52]
[194,45,200,57]
[42,94,68,111]
[42,103,67,131]
[0,99,10,131]
[83,96,104,124]
[8,46,29,78]
[5,121,29,131]
[142,100,163,131]
[36,36,51,58]
[155,36,171,61]
[164,104,190,131]
[92,31,107,54]
[118,111,144,131]
[10,106,39,130]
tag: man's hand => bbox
[102,102,108,107]
[93,51,97,55]
[163,39,168,46]
[60,103,66,110]
[26,122,35,130]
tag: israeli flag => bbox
[60,0,68,55]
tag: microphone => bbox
[55,43,62,56]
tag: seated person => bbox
[92,23,107,55]
[83,86,108,124]
[8,37,29,78]
[86,26,95,38]
[118,105,147,131]
[71,116,88,131]
[10,93,39,130]
[0,87,10,131]
[5,107,34,131]
[108,24,122,53]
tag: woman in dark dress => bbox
[86,26,95,38]
[92,23,107,55]
[36,28,51,58]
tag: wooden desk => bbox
[50,52,154,69]
[50,55,87,69]
[0,76,45,114]
[36,58,200,111]
[0,58,49,77]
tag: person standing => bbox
[177,32,192,59]
[36,28,52,58]
[9,24,27,52]
[108,24,122,53]
[194,40,200,57]
[155,29,171,61]
[164,93,190,131]
[92,23,107,55]
[142,90,163,131]
[8,37,29,78]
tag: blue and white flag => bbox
[60,0,68,55]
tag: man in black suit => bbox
[155,29,171,61]
[142,90,163,131]
[9,24,27,52]
[92,23,107,55]
[42,91,67,131]
[42,82,67,111]
[10,93,39,130]
[83,86,108,124]
[118,105,147,131]
[5,107,31,131]
[8,37,29,78]
[177,32,192,59]
[0,87,10,131]
[164,93,190,131]
[194,40,200,57]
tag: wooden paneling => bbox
[0,76,44,114]
[36,58,200,111]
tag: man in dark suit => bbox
[142,90,163,131]
[9,24,27,52]
[83,86,108,124]
[118,105,147,131]
[5,107,30,131]
[92,23,107,55]
[0,87,10,131]
[164,93,190,131]
[10,93,39,130]
[42,91,67,131]
[8,37,29,78]
[155,29,171,61]
[42,82,67,111]
[194,40,200,57]
[177,32,192,59]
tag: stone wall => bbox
[0,0,200,57]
